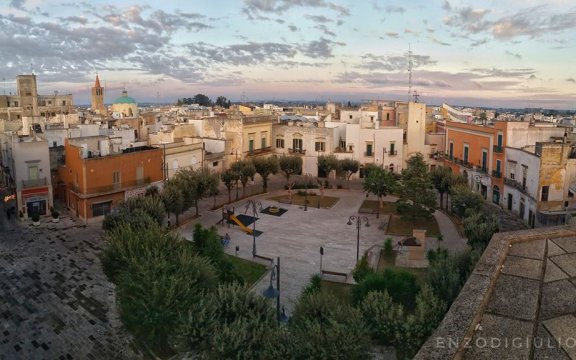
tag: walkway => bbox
[180,185,467,314]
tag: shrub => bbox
[352,254,373,282]
[384,238,393,256]
[31,213,40,222]
[301,273,322,297]
[360,291,405,346]
[352,269,420,310]
[50,207,59,218]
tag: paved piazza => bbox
[181,188,464,313]
[0,210,139,360]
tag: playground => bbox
[180,188,465,313]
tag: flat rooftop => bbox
[416,226,576,360]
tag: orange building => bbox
[444,121,507,205]
[58,137,163,223]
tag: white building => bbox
[0,132,53,218]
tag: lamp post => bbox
[245,200,263,257]
[303,173,312,211]
[319,246,324,272]
[231,148,240,200]
[347,215,370,263]
[263,257,287,322]
[382,147,387,169]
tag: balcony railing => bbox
[388,150,398,156]
[69,177,151,195]
[492,170,502,178]
[364,152,373,157]
[22,177,47,189]
[493,145,503,153]
[288,148,306,155]
[462,161,473,169]
[478,167,488,174]
[246,146,272,157]
[334,147,353,153]
[504,177,535,201]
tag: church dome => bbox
[114,90,136,104]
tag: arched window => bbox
[389,164,394,173]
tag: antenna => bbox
[413,90,420,103]
[408,44,413,102]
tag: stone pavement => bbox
[180,187,467,314]
[0,206,140,360]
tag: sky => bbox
[0,0,575,109]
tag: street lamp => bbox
[382,147,387,169]
[245,200,263,257]
[263,257,288,322]
[303,173,312,211]
[347,215,370,263]
[231,148,240,200]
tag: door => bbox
[482,151,487,171]
[249,139,254,154]
[508,194,513,210]
[463,146,469,163]
[27,200,46,217]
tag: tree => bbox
[352,269,420,310]
[252,156,279,192]
[162,180,186,226]
[289,291,371,359]
[192,94,212,107]
[450,184,484,217]
[360,291,405,346]
[396,153,437,223]
[180,167,217,216]
[221,169,239,203]
[479,112,487,123]
[363,167,396,209]
[233,160,256,197]
[463,211,499,250]
[339,158,360,183]
[215,96,230,108]
[430,166,452,209]
[352,254,373,282]
[446,173,468,210]
[102,194,166,231]
[207,171,220,209]
[279,155,303,186]
[426,248,462,304]
[317,154,339,178]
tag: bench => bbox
[358,207,375,214]
[321,269,348,280]
[254,254,274,263]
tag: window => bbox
[541,186,549,202]
[463,145,469,163]
[113,171,121,185]
[315,142,325,152]
[14,101,19,107]
[92,201,112,217]
[522,165,527,189]
[449,142,454,160]
[213,161,218,167]
[497,133,503,148]
[386,113,390,121]
[261,132,267,149]
[370,116,374,121]
[482,150,487,171]
[293,138,303,150]
[249,139,254,154]
[28,166,39,180]
[276,138,285,148]
[349,115,353,120]
[261,137,266,149]
[496,159,501,174]
[366,143,373,156]
[390,142,395,155]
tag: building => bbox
[0,132,53,218]
[223,114,275,167]
[504,140,576,227]
[111,89,138,119]
[91,75,106,115]
[0,74,74,132]
[58,136,163,223]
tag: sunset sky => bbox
[1,0,575,108]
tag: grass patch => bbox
[360,200,397,214]
[377,252,428,285]
[268,194,340,208]
[387,214,441,237]
[224,254,267,286]
[321,279,354,305]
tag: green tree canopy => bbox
[279,155,303,186]
[252,156,279,192]
[352,269,420,310]
[430,166,452,209]
[396,153,437,222]
[215,96,230,108]
[317,154,339,178]
[339,158,360,182]
[450,184,484,217]
[363,167,397,207]
[221,168,239,203]
[232,160,257,197]
[463,211,499,250]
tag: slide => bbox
[229,214,253,234]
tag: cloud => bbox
[187,41,298,66]
[288,24,298,31]
[9,0,26,9]
[386,5,405,14]
[303,38,342,58]
[243,0,349,17]
[505,50,522,60]
[385,32,399,38]
[305,15,332,23]
[469,67,536,78]
[336,71,451,88]
[359,53,436,71]
[567,78,576,83]
[444,4,576,42]
[314,24,336,37]
[404,28,418,36]
[428,36,451,46]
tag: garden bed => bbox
[386,214,441,237]
[268,194,340,208]
[377,252,428,285]
[224,254,267,286]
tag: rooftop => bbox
[416,226,576,360]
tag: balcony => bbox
[504,177,535,201]
[364,152,373,157]
[22,177,47,189]
[478,167,488,174]
[288,148,306,155]
[493,145,503,154]
[69,177,151,196]
[246,146,273,157]
[491,170,502,178]
[462,161,473,169]
[334,147,353,153]
[388,150,398,156]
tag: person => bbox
[224,233,231,242]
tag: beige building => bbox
[111,90,138,118]
[223,114,275,168]
[91,75,106,115]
